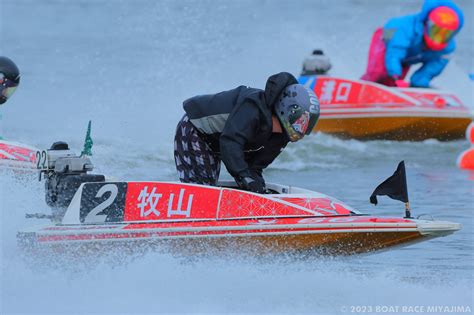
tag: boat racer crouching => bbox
[361,0,464,88]
[174,72,320,193]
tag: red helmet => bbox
[424,6,460,51]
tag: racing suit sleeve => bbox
[383,19,412,78]
[384,32,409,78]
[410,57,449,88]
[220,100,260,180]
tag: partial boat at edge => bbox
[299,75,472,141]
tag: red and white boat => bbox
[18,149,460,256]
[299,75,472,141]
[0,139,38,170]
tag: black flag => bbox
[370,161,409,205]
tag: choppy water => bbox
[1,0,473,314]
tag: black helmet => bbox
[0,56,20,104]
[275,84,320,142]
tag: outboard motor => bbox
[39,141,105,220]
[301,49,332,75]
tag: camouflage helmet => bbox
[274,84,320,142]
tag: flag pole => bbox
[404,202,413,219]
[81,120,93,157]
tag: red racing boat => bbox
[298,75,472,141]
[0,139,38,170]
[18,146,460,256]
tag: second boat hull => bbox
[316,115,471,140]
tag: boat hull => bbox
[316,115,471,141]
[18,181,460,256]
[18,217,460,256]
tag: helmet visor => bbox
[426,20,455,45]
[291,111,309,134]
[0,77,19,101]
[280,118,303,142]
[284,110,319,142]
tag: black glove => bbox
[249,170,265,187]
[237,176,266,194]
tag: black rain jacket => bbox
[183,72,297,180]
